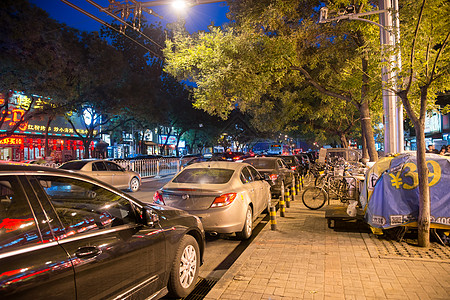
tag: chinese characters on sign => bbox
[0,137,24,145]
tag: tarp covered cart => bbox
[359,152,450,243]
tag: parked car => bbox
[295,153,312,174]
[275,155,305,187]
[220,151,245,161]
[181,156,226,170]
[153,161,271,239]
[0,163,205,299]
[180,154,202,166]
[59,159,141,192]
[243,157,295,197]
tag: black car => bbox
[243,157,295,197]
[275,155,305,187]
[220,151,245,161]
[0,163,205,299]
[295,153,312,176]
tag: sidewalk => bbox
[204,196,450,300]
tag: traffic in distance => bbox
[0,149,318,299]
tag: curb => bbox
[203,213,272,299]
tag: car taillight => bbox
[291,166,296,171]
[210,193,237,208]
[233,156,240,160]
[269,174,278,181]
[153,191,165,205]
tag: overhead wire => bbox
[59,0,163,59]
[85,0,164,50]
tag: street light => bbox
[319,1,403,154]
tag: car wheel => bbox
[167,235,199,298]
[129,177,140,192]
[236,206,253,240]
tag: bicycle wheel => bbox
[302,187,327,210]
[338,179,351,203]
[303,171,313,186]
[315,174,326,187]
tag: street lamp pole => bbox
[319,1,404,154]
[379,0,403,154]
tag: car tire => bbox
[167,235,199,298]
[129,177,140,192]
[236,206,253,240]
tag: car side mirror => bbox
[144,208,159,227]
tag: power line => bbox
[59,0,163,59]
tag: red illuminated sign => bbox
[0,137,24,145]
[1,108,28,131]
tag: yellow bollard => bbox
[279,196,285,217]
[285,187,291,208]
[270,206,277,230]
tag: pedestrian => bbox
[426,144,439,154]
[439,146,446,155]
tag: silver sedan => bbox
[153,161,271,239]
[59,159,141,192]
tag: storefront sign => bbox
[0,137,24,145]
[1,96,97,137]
[425,111,441,133]
[159,135,185,147]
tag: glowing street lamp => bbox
[171,0,189,11]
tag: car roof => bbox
[244,157,279,160]
[0,162,98,178]
[0,162,143,202]
[62,159,105,163]
[183,161,247,170]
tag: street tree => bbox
[163,1,383,161]
[0,0,90,139]
[392,0,450,247]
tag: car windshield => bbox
[173,168,234,184]
[59,161,89,170]
[244,159,276,169]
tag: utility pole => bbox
[379,0,403,154]
[319,2,404,155]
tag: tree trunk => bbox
[358,102,378,162]
[83,140,90,159]
[414,121,430,247]
[45,116,54,157]
[339,132,349,148]
[361,128,369,161]
[360,47,378,162]
[397,89,430,247]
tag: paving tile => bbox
[205,200,450,299]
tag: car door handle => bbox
[75,246,102,258]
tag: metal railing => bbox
[113,158,180,178]
[29,158,181,178]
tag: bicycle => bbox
[302,171,355,210]
[303,163,325,186]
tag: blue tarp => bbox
[360,153,450,229]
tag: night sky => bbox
[30,0,230,33]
